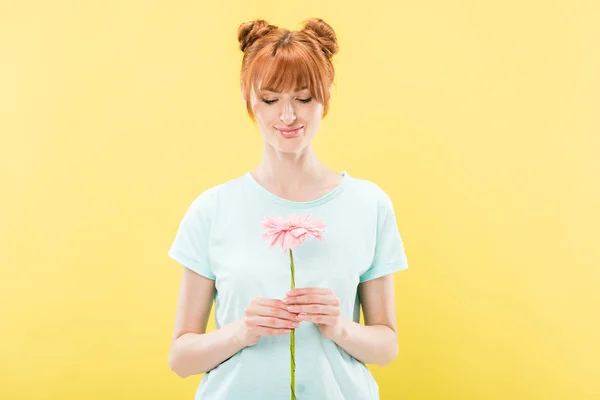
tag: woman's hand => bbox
[283,287,343,340]
[238,297,300,347]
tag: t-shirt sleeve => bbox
[359,188,409,283]
[167,188,216,280]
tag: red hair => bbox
[237,18,339,121]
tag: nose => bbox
[279,101,297,124]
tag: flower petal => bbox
[289,227,307,238]
[262,214,326,251]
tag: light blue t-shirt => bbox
[168,170,408,400]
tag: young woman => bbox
[168,18,409,400]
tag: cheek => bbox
[253,105,275,124]
[307,103,324,118]
[304,104,323,124]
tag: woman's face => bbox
[249,85,324,154]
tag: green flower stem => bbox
[290,249,296,400]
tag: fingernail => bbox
[282,298,288,303]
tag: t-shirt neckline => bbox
[245,170,348,209]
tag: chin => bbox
[260,128,313,153]
[273,142,307,154]
[268,137,310,154]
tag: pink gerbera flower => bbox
[261,213,325,400]
[261,214,326,251]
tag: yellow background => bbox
[1,1,598,399]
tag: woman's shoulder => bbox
[343,172,393,203]
[181,173,248,213]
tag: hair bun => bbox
[238,19,277,53]
[302,18,339,58]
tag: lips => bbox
[277,126,303,133]
[276,126,303,137]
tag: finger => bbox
[257,305,300,322]
[297,314,338,325]
[286,304,340,315]
[287,287,335,297]
[284,294,340,306]
[254,298,289,310]
[250,315,300,329]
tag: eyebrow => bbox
[261,86,309,93]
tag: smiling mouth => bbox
[276,126,303,137]
[277,126,303,132]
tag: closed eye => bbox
[262,98,312,105]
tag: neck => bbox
[252,144,329,190]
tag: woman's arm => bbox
[285,274,399,367]
[168,266,246,378]
[330,274,399,366]
[169,266,301,377]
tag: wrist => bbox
[230,320,248,349]
[328,317,350,342]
